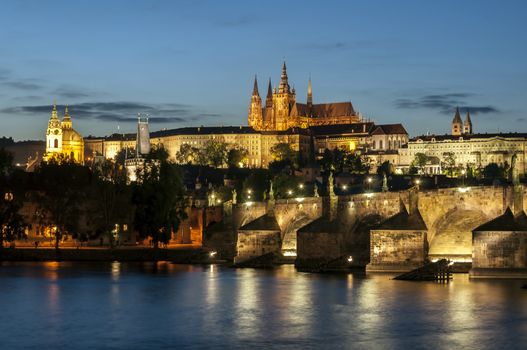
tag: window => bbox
[54,139,58,148]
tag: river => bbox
[0,262,526,349]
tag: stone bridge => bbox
[304,186,515,263]
[224,185,522,264]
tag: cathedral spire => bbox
[51,100,58,119]
[452,107,462,136]
[307,77,313,106]
[266,78,273,107]
[463,109,473,134]
[278,61,290,94]
[252,75,259,97]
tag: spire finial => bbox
[252,74,259,96]
[279,60,289,93]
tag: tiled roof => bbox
[411,133,527,142]
[293,102,356,118]
[371,124,408,135]
[310,122,374,136]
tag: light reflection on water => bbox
[0,262,526,350]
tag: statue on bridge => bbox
[269,180,275,201]
[232,189,237,205]
[314,183,319,197]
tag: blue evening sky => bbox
[0,0,526,140]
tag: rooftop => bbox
[473,208,527,232]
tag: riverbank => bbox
[0,247,220,263]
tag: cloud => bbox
[0,69,10,80]
[0,101,223,125]
[53,86,94,99]
[517,118,525,122]
[3,80,42,90]
[300,39,389,53]
[215,15,259,27]
[394,93,499,115]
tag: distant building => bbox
[84,62,410,168]
[44,103,84,164]
[248,62,361,131]
[125,117,151,182]
[397,109,527,174]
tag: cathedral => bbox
[44,103,84,164]
[248,62,361,131]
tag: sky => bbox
[1,0,526,140]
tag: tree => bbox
[346,152,371,174]
[114,147,135,166]
[33,161,91,250]
[377,160,394,176]
[91,159,132,248]
[270,143,299,168]
[227,148,249,168]
[241,171,270,201]
[203,140,228,168]
[412,153,428,174]
[442,152,456,177]
[320,148,346,173]
[132,157,187,248]
[0,148,26,248]
[0,195,26,248]
[483,163,507,180]
[272,173,302,199]
[175,143,199,165]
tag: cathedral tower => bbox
[273,61,296,131]
[451,107,462,136]
[463,110,473,134]
[248,75,263,130]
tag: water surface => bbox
[0,262,526,349]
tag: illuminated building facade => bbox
[396,111,527,174]
[44,103,84,164]
[248,62,361,131]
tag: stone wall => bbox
[296,231,342,262]
[274,197,323,252]
[472,231,527,269]
[367,230,427,272]
[234,230,281,264]
[418,187,505,260]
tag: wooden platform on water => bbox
[394,259,452,282]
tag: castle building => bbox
[248,62,361,131]
[44,103,84,164]
[397,109,527,174]
[84,62,409,168]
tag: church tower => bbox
[463,110,473,134]
[248,75,263,130]
[451,107,462,136]
[46,102,63,155]
[61,105,72,129]
[273,61,296,131]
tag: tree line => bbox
[0,146,186,250]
